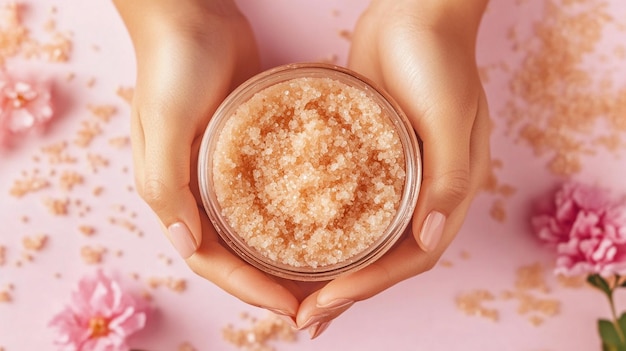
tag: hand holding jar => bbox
[114,0,491,340]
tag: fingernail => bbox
[266,308,296,329]
[309,320,331,340]
[316,298,354,311]
[419,211,446,252]
[168,222,197,258]
[298,313,329,330]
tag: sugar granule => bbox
[0,245,6,266]
[213,77,406,268]
[489,199,507,223]
[146,276,187,293]
[9,172,50,197]
[87,153,109,173]
[21,251,34,262]
[43,197,69,215]
[556,274,586,289]
[0,2,28,64]
[116,86,134,105]
[40,141,76,164]
[222,312,297,351]
[59,170,84,191]
[516,262,549,293]
[22,234,48,251]
[109,216,139,235]
[0,2,72,63]
[460,250,471,260]
[92,186,104,196]
[108,136,130,149]
[456,290,499,322]
[87,104,116,122]
[439,259,454,268]
[0,290,11,303]
[528,315,545,326]
[41,32,71,62]
[503,0,626,175]
[43,18,56,32]
[157,253,173,266]
[78,225,96,236]
[338,29,352,41]
[80,245,105,264]
[74,120,102,148]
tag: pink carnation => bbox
[49,270,148,351]
[0,71,53,146]
[532,182,626,277]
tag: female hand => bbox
[295,0,492,338]
[115,0,305,319]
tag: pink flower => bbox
[0,71,53,145]
[49,270,148,351]
[532,182,626,277]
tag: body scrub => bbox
[199,64,421,281]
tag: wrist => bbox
[367,0,488,42]
[114,0,245,58]
[114,0,241,38]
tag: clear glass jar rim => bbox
[198,63,422,281]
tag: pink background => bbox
[1,0,626,350]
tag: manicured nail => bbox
[266,308,297,329]
[168,222,197,258]
[298,313,329,330]
[419,211,446,252]
[316,298,354,311]
[309,321,331,340]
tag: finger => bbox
[294,238,424,340]
[186,214,300,320]
[295,290,348,340]
[382,46,480,253]
[295,222,457,336]
[296,92,491,334]
[133,35,238,258]
[139,109,201,258]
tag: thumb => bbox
[137,105,203,259]
[407,95,475,252]
[386,73,476,254]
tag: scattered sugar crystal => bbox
[0,245,6,266]
[80,245,105,264]
[222,312,296,351]
[22,234,47,251]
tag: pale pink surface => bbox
[0,1,626,351]
[49,270,148,351]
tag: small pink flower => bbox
[49,270,148,351]
[532,182,626,277]
[0,71,53,145]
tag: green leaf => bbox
[603,343,620,351]
[618,313,626,336]
[589,274,613,297]
[599,319,623,347]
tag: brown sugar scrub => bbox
[199,64,421,281]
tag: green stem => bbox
[608,275,626,345]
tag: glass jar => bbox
[198,63,421,281]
